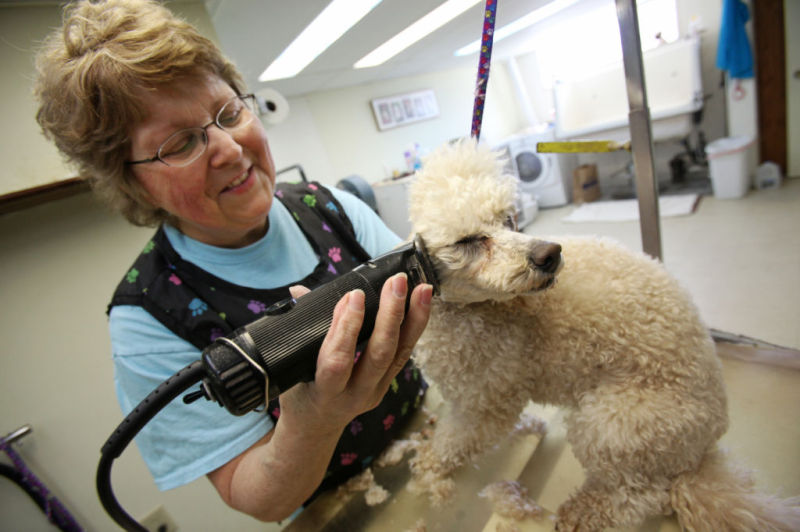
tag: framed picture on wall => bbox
[371,89,439,131]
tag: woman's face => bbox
[129,74,276,248]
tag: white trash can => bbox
[705,135,755,199]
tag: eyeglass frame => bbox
[126,93,258,168]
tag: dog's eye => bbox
[455,235,488,246]
[504,216,518,231]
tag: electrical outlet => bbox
[140,505,178,532]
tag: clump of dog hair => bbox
[337,468,389,507]
[479,480,543,521]
[337,430,436,507]
[374,438,420,468]
[364,483,390,506]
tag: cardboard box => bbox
[573,164,601,204]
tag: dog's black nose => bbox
[529,242,562,273]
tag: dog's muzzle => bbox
[528,242,562,274]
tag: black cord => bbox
[96,360,205,531]
[276,164,308,183]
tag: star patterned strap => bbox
[470,0,497,141]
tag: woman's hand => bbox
[208,273,432,521]
[280,273,432,435]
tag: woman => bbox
[34,0,432,522]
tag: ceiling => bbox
[204,0,557,98]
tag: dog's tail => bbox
[670,446,800,532]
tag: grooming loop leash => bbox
[470,0,498,141]
[0,430,84,531]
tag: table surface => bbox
[286,342,800,531]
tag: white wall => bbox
[265,96,335,184]
[268,61,523,188]
[0,5,72,195]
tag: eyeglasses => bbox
[127,94,258,168]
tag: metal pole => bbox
[2,424,32,445]
[615,0,663,260]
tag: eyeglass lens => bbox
[158,95,256,166]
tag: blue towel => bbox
[716,0,754,79]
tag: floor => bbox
[522,178,800,350]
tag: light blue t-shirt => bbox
[109,187,401,490]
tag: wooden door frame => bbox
[752,0,787,171]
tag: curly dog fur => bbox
[407,140,800,531]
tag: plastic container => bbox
[705,135,755,199]
[754,161,782,189]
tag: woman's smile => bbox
[222,167,254,194]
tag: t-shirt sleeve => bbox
[329,187,403,257]
[109,304,273,490]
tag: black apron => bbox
[109,181,426,500]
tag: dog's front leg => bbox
[409,397,528,505]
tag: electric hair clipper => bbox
[189,235,438,415]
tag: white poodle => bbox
[406,140,800,531]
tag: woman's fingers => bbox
[314,290,365,395]
[375,282,432,393]
[288,285,310,299]
[350,273,408,394]
[306,274,432,415]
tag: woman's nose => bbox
[206,125,244,166]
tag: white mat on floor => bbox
[562,194,700,223]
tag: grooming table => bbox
[283,387,553,531]
[284,341,800,531]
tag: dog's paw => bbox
[555,494,608,532]
[554,513,599,532]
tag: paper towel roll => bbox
[256,87,289,126]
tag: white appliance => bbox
[372,175,414,239]
[496,129,578,209]
[515,192,539,229]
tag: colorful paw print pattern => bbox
[247,300,268,314]
[188,298,207,316]
[108,181,426,502]
[125,268,139,284]
[321,360,424,492]
[302,194,317,208]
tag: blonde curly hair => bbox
[34,0,246,226]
